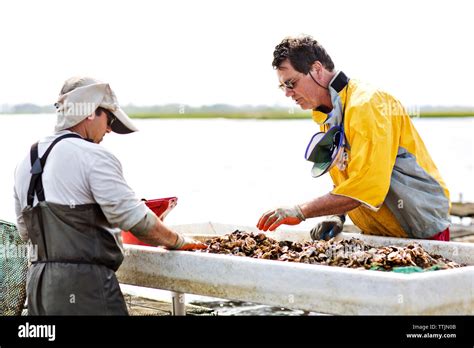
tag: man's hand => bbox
[170,235,207,251]
[257,205,306,232]
[310,215,345,240]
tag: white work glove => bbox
[257,205,306,232]
[170,235,207,251]
[310,215,345,241]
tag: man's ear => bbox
[86,114,96,121]
[310,61,323,76]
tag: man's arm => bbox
[88,149,205,250]
[299,193,360,219]
[130,211,203,249]
[13,186,28,241]
[136,218,180,248]
[257,193,360,231]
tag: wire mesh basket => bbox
[0,219,27,315]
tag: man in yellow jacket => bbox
[257,35,450,241]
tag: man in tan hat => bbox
[13,76,205,315]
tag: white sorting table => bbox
[116,222,474,315]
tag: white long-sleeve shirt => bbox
[14,130,148,241]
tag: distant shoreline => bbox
[1,111,473,120]
[128,111,474,119]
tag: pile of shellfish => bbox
[197,230,462,271]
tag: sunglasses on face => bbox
[278,76,300,91]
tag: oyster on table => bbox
[192,230,463,272]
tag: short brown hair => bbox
[95,107,109,117]
[272,35,335,74]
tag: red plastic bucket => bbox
[122,197,178,246]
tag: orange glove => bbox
[170,235,207,251]
[257,205,306,231]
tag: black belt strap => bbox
[27,133,84,206]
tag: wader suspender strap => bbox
[26,134,84,207]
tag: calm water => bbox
[1,114,473,315]
[2,114,472,228]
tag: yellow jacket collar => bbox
[312,71,349,125]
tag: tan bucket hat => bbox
[54,76,138,134]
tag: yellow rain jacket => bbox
[312,72,450,238]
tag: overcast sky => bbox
[0,0,472,108]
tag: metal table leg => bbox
[171,291,186,316]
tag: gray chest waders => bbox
[22,134,128,315]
